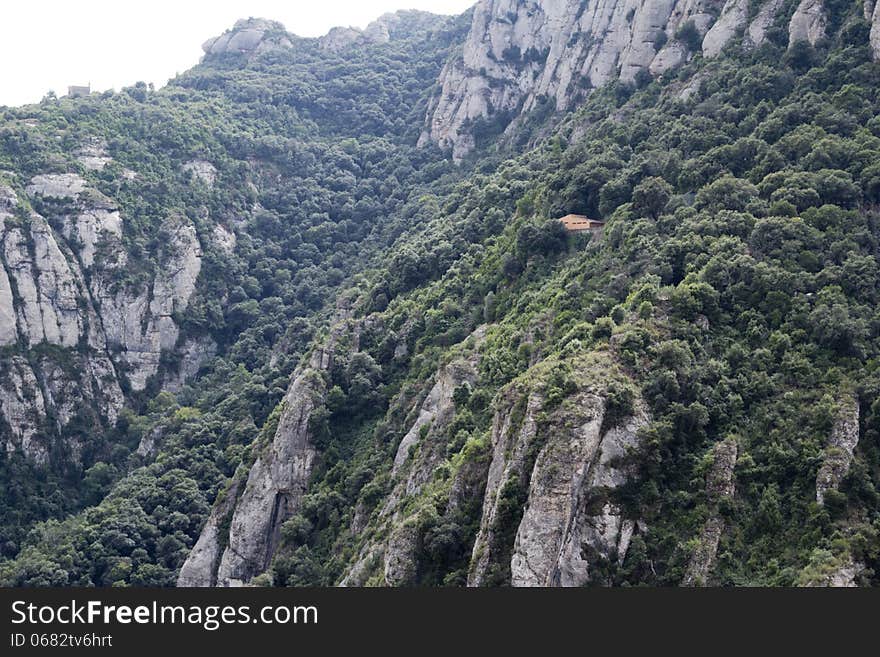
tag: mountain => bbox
[2,1,880,587]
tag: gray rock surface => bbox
[421,0,728,159]
[163,336,217,393]
[177,480,242,587]
[872,1,880,59]
[339,328,486,586]
[511,393,649,586]
[182,160,217,188]
[392,359,477,475]
[0,357,48,463]
[816,393,860,505]
[422,0,879,158]
[788,0,826,46]
[0,172,203,453]
[182,310,355,586]
[681,437,738,586]
[93,215,202,391]
[747,0,784,47]
[466,355,650,587]
[702,0,749,57]
[202,18,292,57]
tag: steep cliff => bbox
[468,354,648,587]
[0,165,211,462]
[201,18,293,58]
[421,0,879,158]
[0,181,123,462]
[179,309,357,586]
[681,437,738,586]
[815,393,860,505]
[340,330,485,586]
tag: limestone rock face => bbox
[392,359,478,475]
[182,160,217,188]
[319,26,364,52]
[338,328,486,586]
[422,0,880,158]
[93,215,202,391]
[177,480,242,587]
[0,357,48,463]
[75,141,112,171]
[318,11,448,52]
[788,0,826,46]
[509,394,649,587]
[202,18,292,58]
[816,394,860,505]
[747,0,785,47]
[26,173,86,199]
[163,336,217,393]
[214,365,324,586]
[4,210,84,348]
[871,1,880,60]
[182,310,356,587]
[468,357,648,587]
[0,181,126,460]
[421,0,728,159]
[0,168,207,458]
[682,438,738,586]
[60,196,123,270]
[702,0,749,57]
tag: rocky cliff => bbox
[0,161,215,463]
[202,18,293,58]
[336,348,649,588]
[681,437,738,586]
[179,308,358,586]
[340,329,485,586]
[469,355,648,587]
[421,0,880,158]
[815,393,860,505]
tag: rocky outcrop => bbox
[177,479,242,587]
[816,394,860,505]
[0,357,48,463]
[422,0,880,158]
[421,0,728,158]
[788,0,826,46]
[747,0,785,47]
[213,364,324,586]
[181,310,356,586]
[702,0,749,58]
[182,160,217,188]
[469,356,648,587]
[511,393,649,587]
[75,141,112,171]
[92,215,202,391]
[0,167,209,459]
[163,336,217,393]
[339,329,486,586]
[682,437,738,586]
[871,1,880,59]
[26,173,86,199]
[202,18,292,58]
[392,359,478,475]
[318,10,450,52]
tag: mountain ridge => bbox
[1,0,880,588]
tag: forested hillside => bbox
[2,1,880,587]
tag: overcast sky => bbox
[1,1,475,107]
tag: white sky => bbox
[1,0,475,107]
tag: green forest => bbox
[1,3,879,587]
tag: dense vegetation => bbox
[2,5,880,586]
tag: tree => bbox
[632,176,672,218]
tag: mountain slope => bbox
[2,1,880,587]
